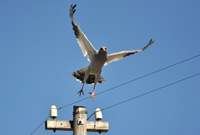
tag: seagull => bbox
[70,4,154,100]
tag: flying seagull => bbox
[70,4,154,100]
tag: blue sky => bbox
[0,0,200,135]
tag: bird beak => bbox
[102,47,106,51]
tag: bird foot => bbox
[77,89,84,97]
[89,92,95,100]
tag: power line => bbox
[87,112,95,120]
[87,73,200,120]
[58,96,90,110]
[30,115,50,135]
[102,73,200,111]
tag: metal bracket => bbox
[77,118,84,125]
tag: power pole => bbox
[45,105,109,134]
[73,106,87,135]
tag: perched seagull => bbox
[70,4,154,100]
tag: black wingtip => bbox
[151,39,155,43]
[73,9,76,14]
[73,4,77,9]
[70,4,77,18]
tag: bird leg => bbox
[89,85,96,100]
[77,82,85,96]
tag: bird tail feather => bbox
[71,67,106,85]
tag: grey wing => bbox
[70,4,97,61]
[105,39,154,66]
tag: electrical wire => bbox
[87,73,200,120]
[30,115,50,135]
[102,73,200,111]
[87,112,95,120]
[57,96,91,110]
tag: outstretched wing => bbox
[70,4,97,61]
[105,39,154,66]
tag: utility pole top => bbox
[73,106,87,114]
[45,106,109,134]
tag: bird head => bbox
[98,47,108,57]
[99,47,107,52]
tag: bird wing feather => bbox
[105,39,154,66]
[70,4,97,62]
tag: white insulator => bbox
[95,108,102,121]
[50,105,57,119]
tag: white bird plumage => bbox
[70,4,154,100]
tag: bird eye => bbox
[100,47,107,51]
